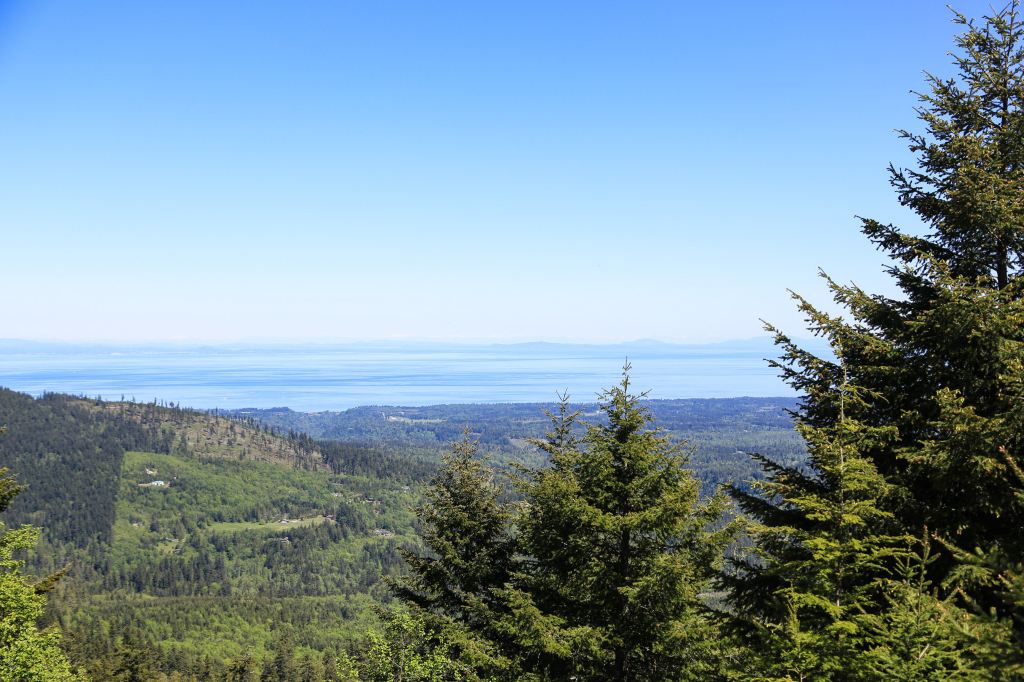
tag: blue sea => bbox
[0,339,816,411]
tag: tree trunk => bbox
[998,245,1008,289]
[614,526,631,682]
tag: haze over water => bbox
[0,339,809,412]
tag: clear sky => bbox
[0,1,996,343]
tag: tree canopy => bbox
[0,463,80,682]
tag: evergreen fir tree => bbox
[728,2,1024,675]
[263,630,300,682]
[391,433,519,677]
[0,465,80,682]
[226,651,261,682]
[393,433,516,627]
[724,357,917,680]
[511,366,734,681]
[844,0,1024,593]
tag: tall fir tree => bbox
[394,370,734,681]
[391,433,519,678]
[510,366,734,681]
[724,355,994,679]
[393,433,516,627]
[0,464,80,682]
[728,2,1024,676]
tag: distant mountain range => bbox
[0,336,832,354]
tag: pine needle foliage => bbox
[0,464,80,682]
[510,366,735,681]
[390,432,519,678]
[395,368,734,681]
[726,2,1024,677]
[854,536,1008,681]
[724,357,918,680]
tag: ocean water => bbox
[0,340,806,411]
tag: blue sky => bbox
[0,1,995,343]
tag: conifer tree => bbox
[728,1,1024,674]
[0,465,80,681]
[725,357,918,679]
[393,433,516,626]
[850,0,1023,582]
[264,630,300,682]
[226,651,261,682]
[511,366,734,681]
[396,371,734,681]
[391,433,519,677]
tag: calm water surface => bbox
[0,341,800,411]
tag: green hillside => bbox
[64,450,420,675]
[229,397,806,495]
[0,388,427,678]
[0,388,806,678]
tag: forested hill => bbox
[0,389,431,550]
[227,397,806,493]
[0,390,804,554]
[0,387,433,677]
[0,389,332,549]
[0,388,804,677]
[0,389,161,549]
[0,390,805,559]
[89,399,329,470]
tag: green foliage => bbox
[512,370,735,681]
[228,398,808,497]
[263,630,300,682]
[726,2,1024,678]
[226,651,262,682]
[337,610,474,682]
[392,432,516,670]
[395,369,735,681]
[725,362,915,679]
[0,466,79,681]
[854,541,1005,681]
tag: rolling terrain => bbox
[0,389,423,677]
[228,396,806,495]
[0,387,805,677]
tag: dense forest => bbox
[3,2,1024,680]
[0,390,437,676]
[0,387,801,680]
[226,398,805,495]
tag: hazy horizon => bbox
[0,334,812,348]
[0,336,817,410]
